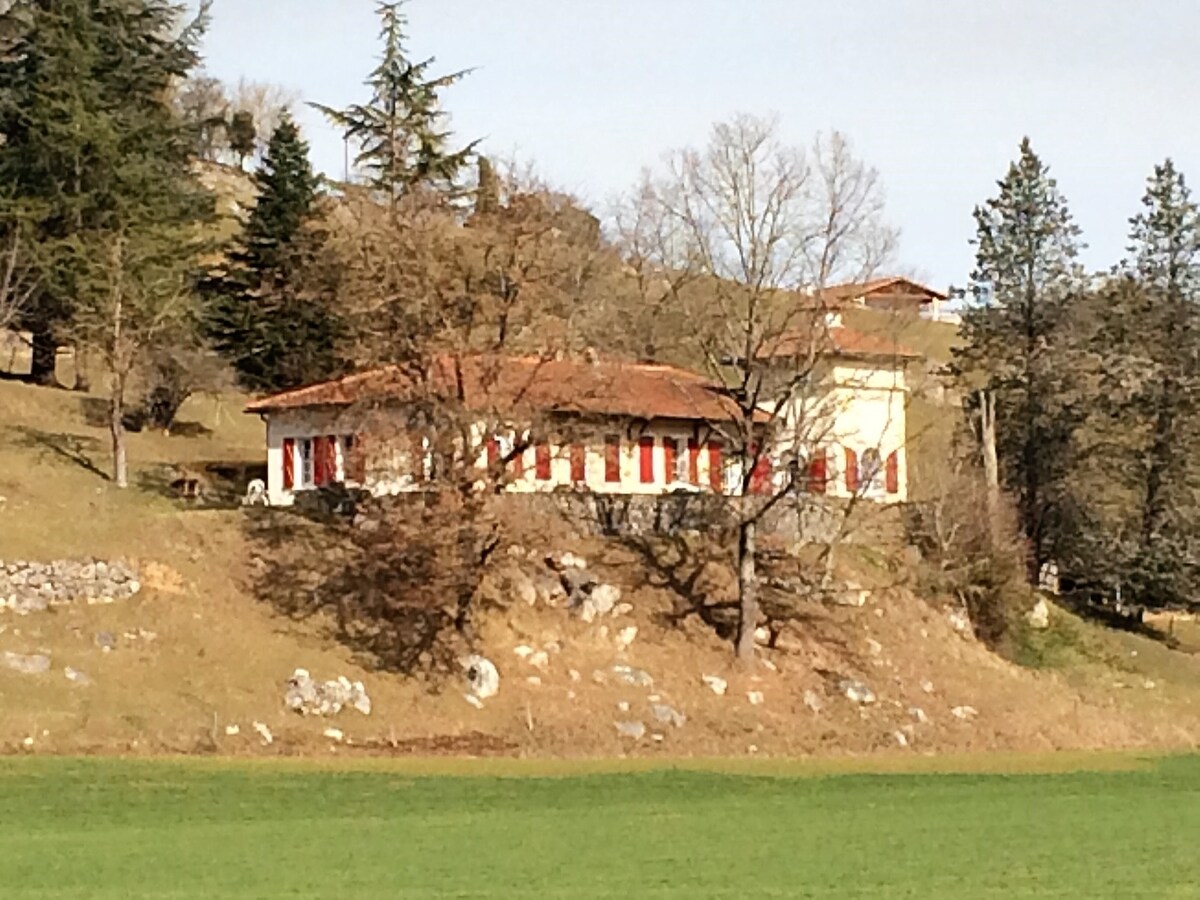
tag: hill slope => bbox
[1,379,1199,757]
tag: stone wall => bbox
[0,560,141,614]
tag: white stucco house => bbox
[245,325,917,508]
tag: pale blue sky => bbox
[195,0,1200,289]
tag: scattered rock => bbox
[616,700,630,712]
[94,631,116,653]
[803,689,823,713]
[224,724,240,736]
[612,665,653,687]
[947,608,972,635]
[1027,598,1051,630]
[465,655,500,700]
[702,674,728,696]
[568,669,581,683]
[613,602,634,617]
[1144,680,1157,690]
[747,691,764,706]
[892,730,909,747]
[63,666,90,686]
[754,626,771,644]
[323,727,344,742]
[866,638,883,656]
[284,669,372,716]
[2,651,50,674]
[526,676,542,686]
[840,679,876,704]
[833,582,870,607]
[951,705,978,720]
[546,551,587,571]
[252,721,273,745]
[615,720,646,740]
[761,658,778,672]
[463,693,484,709]
[513,645,534,660]
[614,625,638,652]
[909,707,929,724]
[513,575,538,608]
[650,703,686,727]
[527,651,549,670]
[920,679,935,694]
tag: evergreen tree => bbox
[956,139,1085,581]
[313,1,477,204]
[203,115,345,392]
[1095,161,1200,605]
[0,0,212,384]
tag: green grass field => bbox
[1,756,1197,898]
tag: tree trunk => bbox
[28,327,57,385]
[109,370,128,488]
[735,517,759,662]
[73,342,91,392]
[979,390,1000,547]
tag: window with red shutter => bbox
[707,440,723,493]
[662,438,678,484]
[312,436,328,487]
[570,443,586,484]
[282,438,295,490]
[844,447,859,493]
[750,450,772,495]
[687,439,700,485]
[486,437,500,469]
[511,442,525,478]
[324,436,339,484]
[535,441,552,480]
[807,450,827,494]
[885,450,900,494]
[605,436,621,483]
[638,436,655,484]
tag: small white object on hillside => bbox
[702,674,728,696]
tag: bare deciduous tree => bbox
[72,232,194,487]
[617,114,902,661]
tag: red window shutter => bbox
[605,436,621,483]
[885,450,900,494]
[312,437,328,486]
[707,441,723,493]
[282,438,295,489]
[325,436,339,484]
[687,439,700,485]
[807,450,827,494]
[844,447,859,493]
[486,438,500,469]
[750,449,772,495]
[662,438,678,484]
[638,435,655,484]
[535,441,552,480]
[570,443,586,484]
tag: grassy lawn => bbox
[0,756,1197,898]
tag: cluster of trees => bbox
[958,139,1200,610]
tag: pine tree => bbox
[313,1,477,204]
[0,0,212,385]
[203,115,345,392]
[956,138,1085,581]
[1104,161,1200,605]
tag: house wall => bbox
[258,363,910,506]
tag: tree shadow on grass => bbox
[12,426,109,481]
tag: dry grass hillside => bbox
[2,378,1199,758]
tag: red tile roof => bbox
[245,354,754,423]
[820,276,948,304]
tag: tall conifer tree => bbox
[314,1,476,204]
[203,115,344,391]
[956,139,1084,580]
